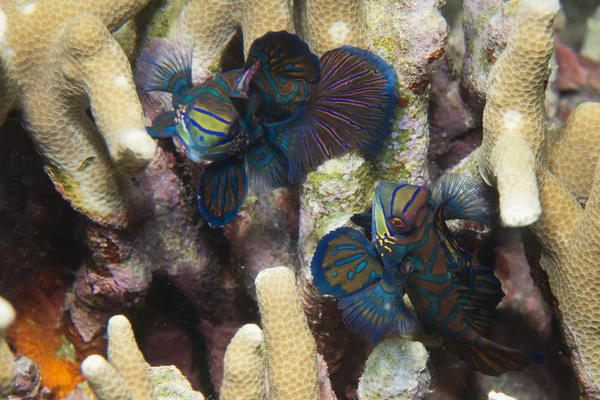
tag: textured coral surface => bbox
[220,324,266,400]
[0,0,156,226]
[179,0,294,68]
[470,0,558,227]
[255,267,319,400]
[0,296,16,397]
[532,103,600,398]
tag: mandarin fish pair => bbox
[311,174,544,376]
[135,31,399,227]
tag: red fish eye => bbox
[390,217,404,227]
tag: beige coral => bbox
[461,0,600,394]
[255,267,320,400]
[0,296,16,397]
[178,0,294,69]
[220,324,267,400]
[82,315,205,400]
[0,0,156,226]
[547,102,600,204]
[531,102,600,399]
[171,0,371,69]
[300,0,368,56]
[469,0,559,227]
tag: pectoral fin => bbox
[197,158,248,227]
[311,227,383,298]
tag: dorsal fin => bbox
[135,38,193,96]
[430,174,495,223]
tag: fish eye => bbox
[390,217,404,227]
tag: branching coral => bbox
[145,0,370,70]
[255,267,320,400]
[468,0,559,227]
[0,296,16,397]
[220,324,266,400]
[0,0,156,226]
[532,102,600,399]
[300,0,368,56]
[82,315,204,400]
[178,0,294,68]
[460,0,600,395]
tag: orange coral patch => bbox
[7,268,84,398]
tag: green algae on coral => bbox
[358,338,430,400]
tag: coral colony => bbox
[0,0,599,399]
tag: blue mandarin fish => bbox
[135,31,399,227]
[311,174,544,376]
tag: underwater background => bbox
[0,0,599,399]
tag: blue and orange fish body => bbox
[311,174,544,375]
[136,32,399,227]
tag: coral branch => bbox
[106,316,154,400]
[0,0,156,226]
[178,0,293,68]
[82,315,205,400]
[301,0,368,56]
[220,324,266,400]
[470,0,559,227]
[531,102,600,398]
[0,296,16,397]
[255,267,320,399]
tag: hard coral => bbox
[220,324,266,400]
[178,0,294,69]
[532,102,600,399]
[300,0,368,56]
[469,0,559,227]
[0,296,16,397]
[460,0,600,394]
[0,0,156,226]
[150,0,369,70]
[82,315,205,400]
[255,267,320,400]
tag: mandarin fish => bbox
[311,174,544,376]
[135,31,399,227]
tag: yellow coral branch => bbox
[178,0,293,68]
[106,315,154,400]
[220,324,267,400]
[82,315,206,400]
[532,103,600,396]
[0,297,16,397]
[0,0,156,226]
[255,267,319,400]
[548,103,600,203]
[301,0,368,56]
[473,0,559,227]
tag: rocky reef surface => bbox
[0,0,599,399]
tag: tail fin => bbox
[135,38,193,95]
[450,341,544,376]
[267,45,399,181]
